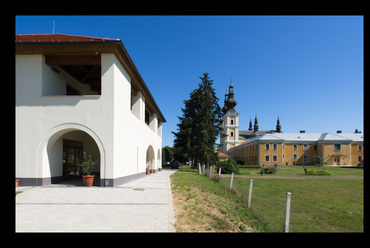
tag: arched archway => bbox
[37,123,106,186]
[146,145,155,171]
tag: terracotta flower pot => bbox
[146,170,150,175]
[16,179,19,188]
[150,169,154,173]
[82,175,95,187]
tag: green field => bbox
[220,165,363,232]
[171,165,363,232]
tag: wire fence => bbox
[197,164,291,232]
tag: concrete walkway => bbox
[16,170,177,232]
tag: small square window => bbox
[272,155,278,162]
[358,156,362,163]
[358,145,362,151]
[265,144,270,150]
[265,155,270,162]
[334,144,341,151]
[303,144,308,151]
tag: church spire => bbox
[276,115,282,133]
[226,81,237,109]
[254,114,259,132]
[248,118,253,131]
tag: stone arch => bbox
[146,145,155,171]
[37,123,106,186]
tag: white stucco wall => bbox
[16,52,162,186]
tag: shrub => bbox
[303,166,330,176]
[260,164,277,175]
[216,159,240,174]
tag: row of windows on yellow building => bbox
[227,133,363,166]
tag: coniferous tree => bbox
[173,73,223,168]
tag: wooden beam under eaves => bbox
[45,55,101,66]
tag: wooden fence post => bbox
[248,179,253,208]
[284,192,292,233]
[209,166,213,178]
[229,172,234,190]
[218,167,221,175]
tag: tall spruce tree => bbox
[173,73,223,168]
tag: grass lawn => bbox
[221,165,363,232]
[171,165,363,232]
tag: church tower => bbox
[220,81,240,154]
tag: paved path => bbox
[16,170,177,232]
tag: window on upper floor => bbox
[265,143,270,150]
[273,143,278,150]
[145,110,150,125]
[358,145,362,151]
[333,144,341,151]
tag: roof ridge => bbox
[16,33,120,42]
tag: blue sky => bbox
[16,16,363,147]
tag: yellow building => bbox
[228,132,364,166]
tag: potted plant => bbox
[16,179,19,188]
[78,152,99,187]
[146,164,150,174]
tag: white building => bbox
[16,33,166,187]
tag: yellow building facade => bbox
[228,132,364,166]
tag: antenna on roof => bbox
[52,20,55,34]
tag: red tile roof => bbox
[215,150,229,157]
[16,33,120,43]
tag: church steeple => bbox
[276,116,282,133]
[222,80,237,114]
[248,118,253,131]
[254,114,259,132]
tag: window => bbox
[358,156,362,163]
[283,153,285,160]
[230,131,234,137]
[358,145,362,151]
[231,119,234,125]
[273,143,278,150]
[313,144,317,151]
[272,155,278,162]
[303,155,308,163]
[145,110,150,125]
[265,144,270,150]
[293,153,298,160]
[265,155,270,162]
[333,144,341,151]
[293,144,298,150]
[283,144,285,150]
[303,144,308,151]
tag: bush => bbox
[303,166,330,176]
[216,159,240,174]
